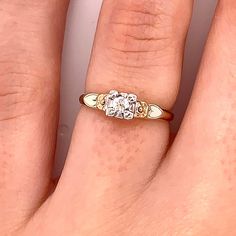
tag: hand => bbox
[1,1,236,235]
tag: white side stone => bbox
[83,93,98,108]
[148,105,163,119]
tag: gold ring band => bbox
[79,90,173,121]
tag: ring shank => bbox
[79,94,86,105]
[160,109,174,121]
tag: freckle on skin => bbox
[99,160,105,166]
[220,159,225,165]
[118,166,128,172]
[2,150,8,156]
[125,157,132,164]
[140,138,145,144]
[134,147,140,154]
[227,175,232,182]
[117,183,123,189]
[115,155,124,161]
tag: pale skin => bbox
[0,0,236,235]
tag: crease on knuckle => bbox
[0,65,57,122]
[217,0,236,26]
[102,1,176,69]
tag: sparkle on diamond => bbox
[105,90,137,120]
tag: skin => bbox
[0,0,236,235]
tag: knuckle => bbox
[218,0,236,8]
[101,0,185,68]
[0,62,58,121]
[217,0,236,22]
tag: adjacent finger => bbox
[0,0,69,232]
[162,0,236,230]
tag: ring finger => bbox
[50,0,193,233]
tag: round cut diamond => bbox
[105,90,137,120]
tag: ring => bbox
[79,90,173,121]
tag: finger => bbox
[163,0,236,229]
[49,0,193,232]
[0,0,69,232]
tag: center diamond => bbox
[105,90,137,120]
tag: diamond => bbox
[105,90,137,120]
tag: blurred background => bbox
[54,0,218,176]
